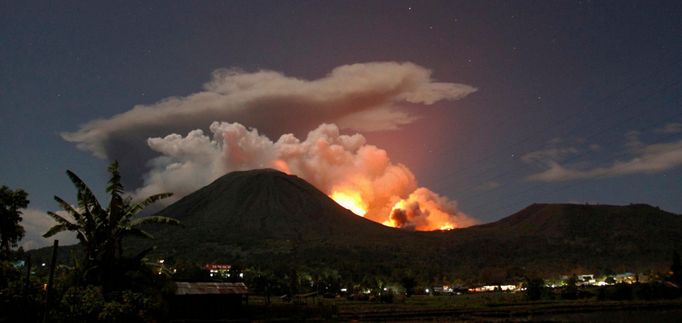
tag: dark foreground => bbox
[169,293,682,322]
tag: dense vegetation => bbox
[1,162,179,322]
[0,186,29,260]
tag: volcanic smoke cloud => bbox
[62,62,476,164]
[138,122,477,230]
[62,61,479,230]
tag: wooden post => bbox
[42,240,59,323]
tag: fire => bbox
[439,223,455,231]
[329,188,475,231]
[330,190,367,217]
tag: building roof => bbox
[174,282,248,295]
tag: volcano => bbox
[120,169,682,280]
[139,169,434,272]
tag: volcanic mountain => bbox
[438,203,682,280]
[138,169,438,273]
[134,169,682,281]
[33,169,682,282]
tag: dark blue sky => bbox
[2,0,681,234]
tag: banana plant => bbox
[44,161,180,270]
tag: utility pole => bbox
[42,240,59,323]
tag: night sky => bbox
[2,1,681,248]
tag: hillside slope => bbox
[137,169,437,272]
[444,203,682,280]
[39,169,682,282]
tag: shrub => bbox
[525,278,545,300]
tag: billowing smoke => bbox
[60,61,478,230]
[136,122,477,230]
[387,188,477,230]
[61,62,476,184]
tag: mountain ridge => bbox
[30,169,682,283]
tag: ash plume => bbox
[62,62,476,183]
[136,122,477,230]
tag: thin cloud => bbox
[475,181,502,191]
[524,133,682,182]
[655,122,682,134]
[20,208,78,250]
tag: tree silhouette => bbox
[525,277,545,300]
[0,186,29,259]
[43,161,180,283]
[400,274,417,297]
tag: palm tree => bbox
[43,161,180,269]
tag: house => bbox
[170,282,249,319]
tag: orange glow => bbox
[329,187,476,231]
[439,223,455,230]
[381,200,405,228]
[271,159,291,174]
[331,190,367,217]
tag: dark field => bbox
[170,293,682,322]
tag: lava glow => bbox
[439,223,455,231]
[330,190,367,217]
[338,194,457,231]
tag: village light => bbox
[425,288,430,293]
[41,263,46,267]
[239,272,244,278]
[159,259,165,264]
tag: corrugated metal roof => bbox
[174,282,249,295]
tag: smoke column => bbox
[136,122,477,230]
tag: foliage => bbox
[595,282,681,301]
[245,267,287,304]
[560,275,578,300]
[400,274,417,297]
[633,282,681,300]
[0,258,45,322]
[524,278,545,300]
[12,161,182,322]
[0,258,21,289]
[43,161,180,288]
[0,186,29,259]
[56,285,163,323]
